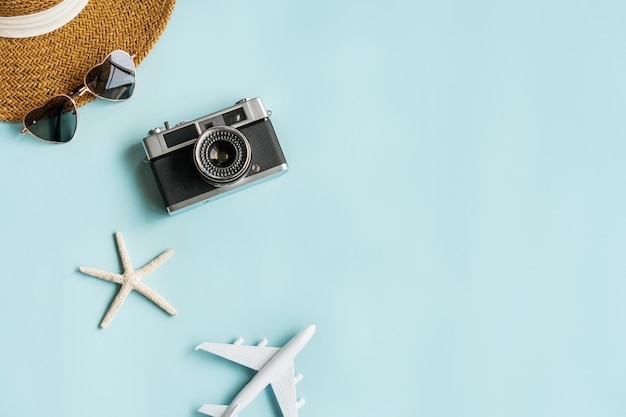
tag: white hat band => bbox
[0,0,89,38]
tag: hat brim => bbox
[0,0,176,122]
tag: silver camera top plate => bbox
[143,97,270,160]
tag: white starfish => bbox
[79,231,176,328]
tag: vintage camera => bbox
[142,98,288,214]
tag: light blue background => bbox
[1,1,626,416]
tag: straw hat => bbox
[0,0,176,122]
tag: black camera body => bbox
[142,98,288,214]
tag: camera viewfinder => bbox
[223,108,246,125]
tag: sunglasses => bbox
[21,50,136,144]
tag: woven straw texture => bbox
[0,0,176,122]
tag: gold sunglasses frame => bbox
[21,50,137,144]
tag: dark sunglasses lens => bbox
[24,96,77,143]
[85,50,136,100]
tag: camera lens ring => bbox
[194,126,251,186]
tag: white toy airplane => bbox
[195,324,316,417]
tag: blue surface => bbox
[1,1,626,416]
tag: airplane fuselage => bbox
[222,325,316,417]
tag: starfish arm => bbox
[133,282,177,316]
[115,232,134,273]
[137,248,174,276]
[100,282,133,328]
[79,266,124,284]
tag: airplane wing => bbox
[195,342,280,371]
[270,361,300,417]
[198,404,230,417]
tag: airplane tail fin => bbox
[198,404,230,417]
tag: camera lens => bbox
[208,140,237,167]
[194,126,251,186]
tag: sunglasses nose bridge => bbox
[70,85,90,99]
